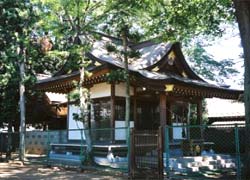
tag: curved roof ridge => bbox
[171,43,205,82]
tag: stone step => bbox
[221,162,236,168]
[200,164,215,171]
[208,160,218,165]
[201,156,214,162]
[213,154,232,160]
[172,167,188,173]
[186,166,199,172]
[186,161,200,168]
[173,163,183,169]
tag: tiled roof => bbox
[37,34,243,99]
[90,37,173,71]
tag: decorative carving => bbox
[167,51,175,65]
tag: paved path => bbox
[0,162,126,180]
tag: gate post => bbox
[235,125,241,180]
[165,126,170,178]
[46,130,51,167]
[158,126,164,179]
[129,128,135,178]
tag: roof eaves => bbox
[37,71,80,85]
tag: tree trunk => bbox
[79,65,92,158]
[19,52,26,162]
[233,0,250,178]
[122,30,130,139]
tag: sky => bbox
[203,24,244,90]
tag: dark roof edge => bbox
[37,71,80,85]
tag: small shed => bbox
[207,98,245,126]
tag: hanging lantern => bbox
[40,35,52,53]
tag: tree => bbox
[36,0,105,162]
[102,0,239,126]
[0,0,38,161]
[101,0,150,142]
[233,0,250,178]
[145,0,235,42]
[0,0,60,161]
[185,42,239,84]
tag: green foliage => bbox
[68,88,80,102]
[101,0,234,42]
[100,0,148,39]
[34,0,105,75]
[106,69,127,83]
[101,0,236,85]
[0,0,65,128]
[128,50,141,59]
[105,43,117,53]
[146,0,234,42]
[0,1,40,126]
[189,101,208,125]
[0,0,239,129]
[185,43,238,83]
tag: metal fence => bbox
[164,124,245,180]
[1,125,249,179]
[0,128,129,172]
[0,132,19,160]
[46,127,129,172]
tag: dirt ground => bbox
[0,161,126,180]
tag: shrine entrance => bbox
[130,127,164,179]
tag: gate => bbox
[130,127,163,179]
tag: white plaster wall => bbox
[115,121,134,140]
[70,82,134,99]
[115,83,134,97]
[67,82,135,140]
[68,104,86,140]
[90,83,111,98]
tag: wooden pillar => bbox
[197,100,203,139]
[197,100,202,125]
[159,93,166,127]
[110,83,115,141]
[133,87,137,130]
[166,101,173,140]
[186,103,191,140]
[158,126,164,179]
[166,102,172,126]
